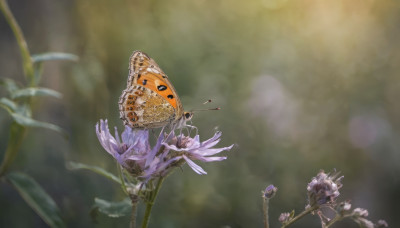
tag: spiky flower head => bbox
[162,130,233,175]
[306,170,343,207]
[96,119,233,180]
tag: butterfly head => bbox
[184,112,194,121]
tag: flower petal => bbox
[96,120,118,156]
[192,156,227,162]
[145,129,165,167]
[183,155,207,175]
[200,131,222,147]
[197,145,233,156]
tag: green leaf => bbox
[33,62,44,84]
[0,101,66,137]
[67,162,121,185]
[11,87,62,99]
[0,97,18,112]
[6,172,66,228]
[93,197,131,218]
[32,52,79,63]
[10,112,67,137]
[0,77,19,94]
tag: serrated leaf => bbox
[67,162,121,185]
[32,52,79,63]
[0,97,18,112]
[93,197,131,218]
[11,87,62,99]
[6,172,66,228]
[0,77,19,94]
[10,112,66,137]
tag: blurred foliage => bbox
[1,0,399,227]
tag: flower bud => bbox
[263,184,278,199]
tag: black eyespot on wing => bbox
[143,79,147,85]
[167,94,174,99]
[157,85,167,91]
[137,74,141,79]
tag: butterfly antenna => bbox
[191,99,220,112]
[190,107,221,112]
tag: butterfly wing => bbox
[119,51,184,129]
[127,51,184,118]
[119,85,176,129]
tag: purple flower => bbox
[279,212,291,223]
[163,131,233,175]
[96,119,177,178]
[351,208,388,228]
[96,119,233,179]
[263,184,278,199]
[306,170,343,207]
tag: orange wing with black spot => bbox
[126,51,183,117]
[118,51,185,129]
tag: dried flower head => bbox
[337,200,352,215]
[353,208,369,217]
[263,184,278,199]
[306,170,343,207]
[375,220,388,228]
[96,119,233,180]
[279,212,291,224]
[350,208,389,228]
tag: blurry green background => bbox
[1,0,399,227]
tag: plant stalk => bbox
[0,0,35,85]
[324,213,347,228]
[281,205,319,228]
[263,197,270,228]
[141,177,165,228]
[130,194,139,228]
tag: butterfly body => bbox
[119,51,191,129]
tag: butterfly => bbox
[119,51,193,129]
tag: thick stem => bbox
[130,194,139,228]
[0,122,26,176]
[263,197,270,228]
[0,0,35,85]
[140,177,165,228]
[281,205,319,228]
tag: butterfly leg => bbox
[186,119,198,136]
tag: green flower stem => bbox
[281,205,319,228]
[324,213,350,228]
[0,122,26,176]
[0,0,35,86]
[141,177,165,228]
[263,197,270,228]
[130,194,139,228]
